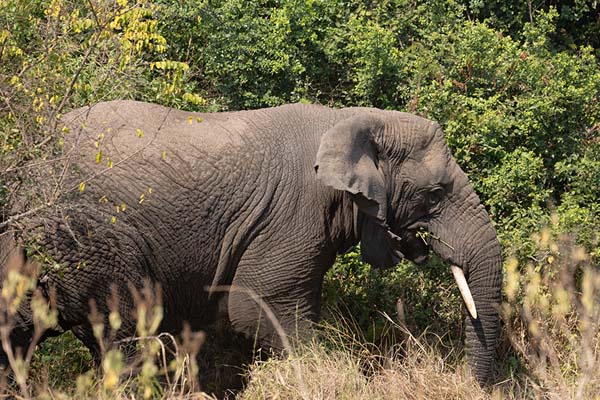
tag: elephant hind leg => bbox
[0,302,64,372]
[70,324,102,365]
[67,287,144,367]
[228,284,319,353]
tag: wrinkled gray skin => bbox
[1,101,501,382]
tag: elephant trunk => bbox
[428,167,502,383]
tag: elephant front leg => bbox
[227,255,325,353]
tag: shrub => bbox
[0,0,206,222]
[323,249,461,346]
[164,1,599,261]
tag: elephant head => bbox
[315,111,502,383]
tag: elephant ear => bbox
[314,113,387,221]
[315,113,405,269]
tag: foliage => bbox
[30,332,94,391]
[465,0,600,51]
[323,248,462,345]
[0,0,205,217]
[163,0,599,260]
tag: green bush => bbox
[0,0,207,220]
[466,0,600,50]
[323,248,461,345]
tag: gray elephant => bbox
[0,101,501,382]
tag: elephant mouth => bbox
[387,216,433,265]
[391,227,430,265]
[391,220,479,319]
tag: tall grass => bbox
[500,227,600,399]
[0,226,598,399]
[240,323,488,400]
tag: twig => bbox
[527,0,534,24]
[116,332,178,388]
[34,135,53,149]
[50,32,99,127]
[416,228,455,251]
[4,155,70,173]
[86,0,100,28]
[0,206,46,230]
[380,310,428,354]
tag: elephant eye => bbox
[426,188,444,207]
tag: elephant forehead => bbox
[424,145,451,179]
[402,144,451,187]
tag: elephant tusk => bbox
[451,265,477,319]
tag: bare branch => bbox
[0,206,47,230]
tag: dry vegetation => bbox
[239,329,488,400]
[0,228,598,399]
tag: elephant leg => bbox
[1,319,35,366]
[227,248,327,352]
[65,278,145,365]
[69,310,140,368]
[71,324,102,365]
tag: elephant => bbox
[0,101,502,383]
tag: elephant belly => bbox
[161,280,227,332]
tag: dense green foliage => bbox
[466,0,600,51]
[0,0,599,392]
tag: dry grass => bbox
[498,226,600,400]
[240,332,489,400]
[0,225,598,399]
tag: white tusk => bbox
[451,265,478,319]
